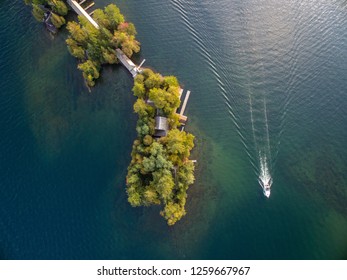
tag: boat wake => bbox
[249,94,273,198]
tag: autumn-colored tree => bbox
[32,4,45,22]
[104,4,124,30]
[50,12,65,28]
[160,202,186,226]
[148,87,180,116]
[51,0,68,16]
[118,22,137,36]
[160,129,195,165]
[77,60,100,87]
[66,38,85,59]
[133,82,146,98]
[144,73,163,89]
[66,21,88,45]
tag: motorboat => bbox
[259,178,272,198]
[263,184,271,198]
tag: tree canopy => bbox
[65,4,140,87]
[126,69,195,225]
[26,0,68,26]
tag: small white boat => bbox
[259,178,272,198]
[258,155,272,198]
[263,184,271,198]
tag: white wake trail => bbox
[258,97,273,198]
[248,92,273,197]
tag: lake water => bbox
[0,0,347,259]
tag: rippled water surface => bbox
[1,0,347,259]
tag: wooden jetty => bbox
[115,49,144,77]
[175,88,191,124]
[67,0,99,29]
[84,2,95,11]
[179,90,190,116]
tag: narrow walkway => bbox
[179,90,190,116]
[67,0,99,29]
[115,49,141,77]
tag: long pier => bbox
[67,0,99,29]
[179,90,190,116]
[115,49,143,77]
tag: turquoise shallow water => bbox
[0,0,347,259]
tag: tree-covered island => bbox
[25,1,196,226]
[25,0,68,31]
[66,4,140,86]
[127,69,195,225]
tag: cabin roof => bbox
[154,116,169,137]
[155,116,168,131]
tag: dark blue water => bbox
[1,0,347,259]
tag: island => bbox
[127,69,195,225]
[25,0,196,225]
[65,4,140,87]
[25,0,68,33]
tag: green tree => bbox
[144,73,163,89]
[32,4,45,22]
[178,161,195,186]
[143,135,153,146]
[160,129,194,164]
[77,60,100,87]
[154,169,174,201]
[127,191,142,207]
[66,38,85,59]
[66,21,88,44]
[134,74,144,84]
[141,68,155,80]
[133,99,155,119]
[136,119,150,137]
[51,0,68,16]
[148,87,180,115]
[132,82,146,98]
[104,4,124,30]
[101,47,117,64]
[160,202,186,226]
[50,12,66,28]
[163,76,179,88]
[143,187,160,205]
[120,36,140,57]
[92,9,110,29]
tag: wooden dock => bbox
[84,2,95,11]
[116,49,141,77]
[175,89,191,125]
[179,90,190,116]
[67,0,99,29]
